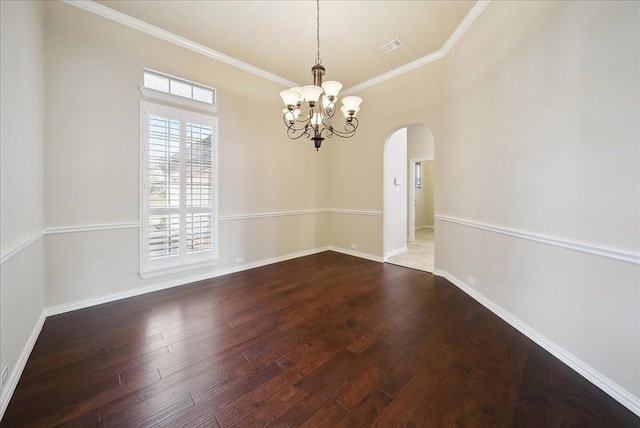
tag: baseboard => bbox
[329,246,384,263]
[384,246,408,261]
[432,268,640,417]
[45,246,385,317]
[45,247,334,317]
[415,225,434,230]
[0,311,46,421]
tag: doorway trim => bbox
[408,156,434,242]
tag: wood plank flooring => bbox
[2,251,638,427]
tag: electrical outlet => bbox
[235,257,244,264]
[1,364,8,388]
[350,244,357,250]
[467,276,476,287]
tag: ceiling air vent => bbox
[379,38,404,54]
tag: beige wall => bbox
[415,161,434,228]
[437,0,639,402]
[0,0,46,415]
[1,0,638,417]
[43,1,330,307]
[327,60,445,256]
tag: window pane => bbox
[170,79,192,98]
[186,122,213,208]
[149,214,180,259]
[144,72,170,92]
[186,213,212,253]
[193,86,213,104]
[148,115,180,209]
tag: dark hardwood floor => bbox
[2,251,638,427]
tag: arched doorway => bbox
[383,124,435,272]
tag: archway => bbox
[383,124,435,272]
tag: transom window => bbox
[142,69,217,108]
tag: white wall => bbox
[438,0,639,409]
[0,0,46,415]
[383,128,407,257]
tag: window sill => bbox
[139,258,218,279]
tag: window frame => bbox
[140,69,219,114]
[140,101,219,278]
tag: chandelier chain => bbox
[315,0,322,65]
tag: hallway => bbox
[387,228,434,272]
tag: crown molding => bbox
[62,0,489,95]
[441,0,490,55]
[341,51,445,97]
[62,0,300,88]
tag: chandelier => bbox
[279,0,363,151]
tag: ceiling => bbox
[94,1,476,90]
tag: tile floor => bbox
[387,228,434,272]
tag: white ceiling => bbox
[94,1,477,89]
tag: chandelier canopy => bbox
[279,0,363,151]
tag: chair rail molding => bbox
[435,215,639,265]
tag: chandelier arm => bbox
[283,112,312,131]
[325,118,359,138]
[316,104,335,122]
[283,113,314,140]
[286,125,312,140]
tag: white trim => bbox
[220,209,323,221]
[328,209,382,217]
[45,247,335,316]
[435,215,639,265]
[62,1,299,88]
[44,247,382,317]
[0,231,44,265]
[329,246,384,263]
[140,102,219,275]
[63,0,487,94]
[140,87,219,113]
[44,222,140,235]
[341,51,444,96]
[0,208,381,257]
[440,0,491,55]
[139,259,218,279]
[384,246,408,261]
[220,208,382,221]
[0,312,46,420]
[432,268,640,417]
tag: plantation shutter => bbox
[141,102,218,276]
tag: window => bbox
[141,102,218,277]
[140,69,218,113]
[415,162,422,189]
